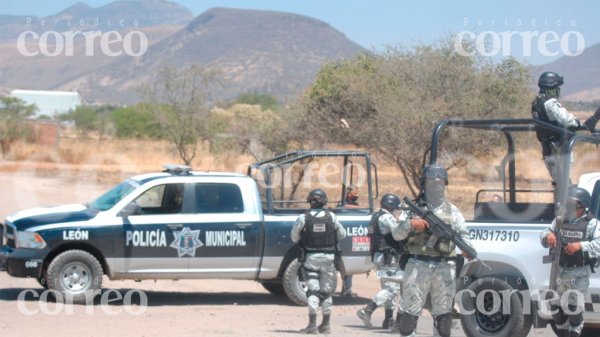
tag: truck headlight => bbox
[16,231,47,249]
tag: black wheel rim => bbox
[475,291,510,333]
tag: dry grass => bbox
[2,136,599,220]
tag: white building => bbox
[10,89,82,118]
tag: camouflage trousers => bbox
[303,253,336,315]
[400,258,456,317]
[552,265,590,336]
[372,252,402,310]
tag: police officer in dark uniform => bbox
[356,193,405,330]
[531,72,594,183]
[291,189,346,334]
[541,187,600,337]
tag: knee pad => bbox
[306,289,319,299]
[318,291,331,304]
[398,312,419,336]
[434,313,453,337]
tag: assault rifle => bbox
[403,197,477,259]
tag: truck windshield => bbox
[88,179,140,211]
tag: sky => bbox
[2,0,599,65]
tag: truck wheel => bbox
[260,282,285,296]
[283,260,308,306]
[459,277,532,337]
[282,259,338,306]
[46,250,103,304]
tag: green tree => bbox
[0,97,35,157]
[304,39,533,196]
[62,105,115,140]
[111,105,162,139]
[230,92,279,111]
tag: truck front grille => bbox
[5,223,16,248]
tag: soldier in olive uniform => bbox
[395,165,474,337]
[541,187,600,337]
[291,189,346,334]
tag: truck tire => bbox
[46,250,103,304]
[260,282,285,296]
[282,259,338,306]
[283,260,308,306]
[459,277,532,337]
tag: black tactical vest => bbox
[369,209,398,254]
[559,216,589,268]
[531,94,568,143]
[301,210,337,252]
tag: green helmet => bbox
[307,189,328,207]
[538,72,564,88]
[568,187,591,209]
[380,193,401,210]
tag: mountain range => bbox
[0,0,597,104]
[0,1,365,104]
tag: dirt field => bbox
[0,167,570,337]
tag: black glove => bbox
[583,106,600,133]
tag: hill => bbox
[60,7,367,103]
[0,6,366,104]
[532,42,600,101]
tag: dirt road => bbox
[0,169,561,337]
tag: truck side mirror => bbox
[118,203,142,217]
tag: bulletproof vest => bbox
[406,202,456,257]
[531,94,568,143]
[559,215,589,267]
[369,209,398,254]
[301,210,337,252]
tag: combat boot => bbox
[390,312,401,333]
[356,301,378,328]
[318,314,331,334]
[382,309,394,329]
[300,314,318,334]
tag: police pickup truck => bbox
[426,119,600,337]
[0,151,376,305]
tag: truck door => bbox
[186,182,262,279]
[120,183,189,277]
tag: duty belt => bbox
[410,254,456,263]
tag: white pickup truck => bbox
[426,119,600,337]
[0,151,377,305]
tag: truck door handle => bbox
[167,224,184,230]
[236,223,252,229]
